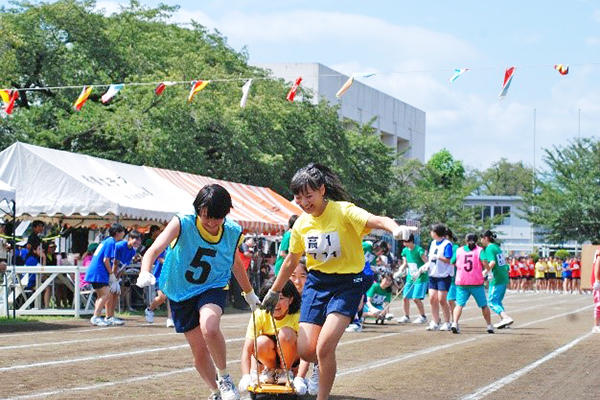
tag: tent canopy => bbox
[0,142,300,233]
[0,179,15,203]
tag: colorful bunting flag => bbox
[154,81,176,96]
[4,90,19,115]
[498,67,516,98]
[449,68,469,83]
[187,80,209,103]
[335,73,376,98]
[240,79,253,108]
[286,77,302,102]
[554,64,569,75]
[101,83,124,104]
[73,86,93,111]
[336,76,354,98]
[0,90,10,104]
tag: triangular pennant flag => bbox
[449,68,469,83]
[73,86,93,111]
[101,83,124,104]
[240,79,253,108]
[187,80,209,103]
[554,64,569,76]
[336,76,354,98]
[0,89,10,104]
[286,77,302,102]
[155,81,176,96]
[499,67,516,98]
[4,90,19,115]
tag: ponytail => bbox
[466,233,478,250]
[290,163,350,201]
[483,230,497,243]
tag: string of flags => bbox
[0,63,573,115]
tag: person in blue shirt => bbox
[136,184,261,400]
[115,230,142,312]
[85,223,126,327]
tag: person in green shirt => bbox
[446,229,459,315]
[274,215,298,276]
[395,234,429,324]
[363,273,393,319]
[482,230,514,329]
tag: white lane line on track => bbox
[0,332,178,351]
[0,337,244,372]
[460,331,594,400]
[6,302,590,400]
[334,304,593,379]
[0,295,583,371]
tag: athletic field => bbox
[1,292,597,400]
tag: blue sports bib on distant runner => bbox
[159,214,242,302]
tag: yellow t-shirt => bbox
[289,201,371,274]
[535,261,547,278]
[245,309,300,339]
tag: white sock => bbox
[217,368,228,379]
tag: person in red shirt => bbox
[231,237,255,309]
[570,257,582,294]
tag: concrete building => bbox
[258,63,426,162]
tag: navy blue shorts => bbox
[169,287,227,333]
[429,276,452,292]
[362,273,375,295]
[300,270,364,326]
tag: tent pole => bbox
[11,199,16,319]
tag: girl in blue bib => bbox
[137,184,260,400]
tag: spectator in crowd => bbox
[42,242,57,308]
[570,257,582,294]
[396,234,428,324]
[274,215,299,277]
[424,223,453,332]
[115,230,142,312]
[24,220,45,289]
[562,257,572,294]
[79,242,98,290]
[144,249,173,327]
[140,225,161,255]
[535,257,547,292]
[231,236,255,310]
[85,223,126,327]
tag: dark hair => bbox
[108,223,125,237]
[431,223,447,237]
[288,215,299,229]
[258,279,301,314]
[290,163,349,201]
[193,184,232,219]
[373,240,389,252]
[149,225,160,234]
[403,233,415,243]
[32,220,44,229]
[465,233,478,250]
[446,228,457,243]
[128,230,141,240]
[483,230,497,243]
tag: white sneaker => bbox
[145,308,154,323]
[105,316,125,326]
[385,313,394,320]
[275,369,293,385]
[426,321,439,331]
[208,392,222,400]
[396,315,410,323]
[259,369,276,384]
[439,322,451,331]
[345,323,362,332]
[592,326,600,334]
[307,364,319,396]
[166,318,174,328]
[217,374,240,400]
[494,317,514,329]
[412,315,427,324]
[293,376,308,395]
[487,324,495,334]
[238,373,256,393]
[451,322,460,334]
[90,316,108,327]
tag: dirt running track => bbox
[0,292,598,400]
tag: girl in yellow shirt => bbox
[261,163,415,400]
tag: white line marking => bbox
[0,338,244,372]
[0,332,179,351]
[460,331,594,400]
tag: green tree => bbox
[523,138,600,243]
[0,0,399,214]
[475,158,533,196]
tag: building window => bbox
[483,206,491,221]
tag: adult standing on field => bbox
[261,163,416,400]
[481,230,514,329]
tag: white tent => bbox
[0,179,15,203]
[0,142,191,223]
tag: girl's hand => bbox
[242,290,261,311]
[261,289,280,314]
[136,271,156,288]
